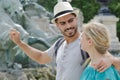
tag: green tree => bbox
[71,0,99,23]
[37,0,57,12]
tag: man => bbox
[10,2,120,80]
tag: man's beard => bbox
[61,27,78,38]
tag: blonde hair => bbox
[83,22,110,54]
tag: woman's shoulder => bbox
[96,65,120,79]
[80,65,120,80]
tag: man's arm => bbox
[18,41,52,64]
[93,52,120,72]
[10,29,52,64]
[113,57,120,71]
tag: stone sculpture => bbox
[0,0,61,69]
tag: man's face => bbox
[56,14,78,38]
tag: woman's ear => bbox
[88,39,92,46]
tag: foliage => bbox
[37,0,57,13]
[71,0,99,23]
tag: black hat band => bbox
[54,10,73,18]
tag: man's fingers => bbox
[93,60,104,69]
[9,28,19,41]
[92,60,108,72]
[12,32,17,36]
[97,65,107,72]
[10,29,15,35]
[10,29,19,36]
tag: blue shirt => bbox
[80,65,120,80]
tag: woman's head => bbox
[81,22,110,54]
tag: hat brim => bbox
[51,9,79,24]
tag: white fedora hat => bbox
[51,2,79,23]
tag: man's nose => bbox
[65,22,71,28]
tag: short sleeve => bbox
[44,40,58,59]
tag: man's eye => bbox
[68,18,74,23]
[60,22,65,25]
[69,19,73,23]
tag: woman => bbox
[80,22,120,80]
